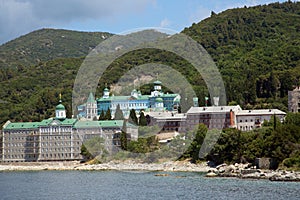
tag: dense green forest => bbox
[0,1,299,126]
[183,1,300,108]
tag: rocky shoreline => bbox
[1,161,299,182]
[206,163,300,182]
[0,160,210,172]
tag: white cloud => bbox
[0,0,153,44]
[159,18,171,28]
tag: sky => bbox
[0,0,291,45]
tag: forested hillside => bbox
[0,28,112,69]
[0,1,299,125]
[183,1,300,109]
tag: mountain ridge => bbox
[0,1,299,125]
[0,28,113,69]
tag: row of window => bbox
[6,131,38,135]
[239,126,254,131]
[188,119,229,124]
[40,153,81,159]
[110,102,148,109]
[41,147,80,153]
[5,147,81,154]
[3,153,82,160]
[40,128,72,133]
[189,114,230,119]
[238,119,260,123]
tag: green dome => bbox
[104,88,109,92]
[56,103,65,110]
[154,80,162,85]
[155,97,163,102]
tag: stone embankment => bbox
[205,163,300,182]
[0,160,210,172]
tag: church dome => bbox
[155,97,163,102]
[154,80,162,85]
[56,103,65,111]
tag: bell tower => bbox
[55,93,66,120]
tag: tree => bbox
[183,123,207,162]
[104,109,112,120]
[81,144,93,160]
[114,104,124,120]
[120,120,128,150]
[138,111,147,126]
[81,136,108,161]
[128,109,138,125]
[99,110,105,120]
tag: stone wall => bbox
[255,157,278,170]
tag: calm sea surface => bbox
[0,170,299,200]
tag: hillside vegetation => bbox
[0,1,300,126]
[0,28,112,69]
[183,1,300,108]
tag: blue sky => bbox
[0,0,291,44]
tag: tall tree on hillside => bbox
[99,110,105,120]
[120,119,128,150]
[128,109,138,125]
[138,111,147,126]
[104,109,112,120]
[114,104,124,120]
[182,123,207,163]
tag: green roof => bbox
[4,122,40,130]
[74,120,137,129]
[3,118,78,130]
[74,121,102,129]
[40,118,54,126]
[155,97,163,102]
[99,120,136,127]
[154,80,162,85]
[161,93,178,97]
[60,118,78,125]
[97,95,149,101]
[56,103,65,110]
[87,92,96,103]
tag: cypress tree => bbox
[104,109,112,120]
[120,119,127,150]
[99,110,105,120]
[139,111,147,126]
[128,109,138,125]
[114,104,124,120]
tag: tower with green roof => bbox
[155,97,164,111]
[86,92,97,120]
[55,93,66,120]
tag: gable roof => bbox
[3,118,78,130]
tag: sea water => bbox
[0,171,299,200]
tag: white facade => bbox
[236,109,286,131]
